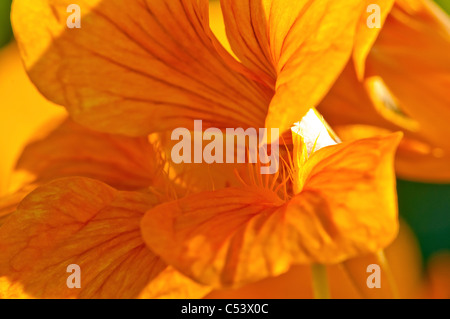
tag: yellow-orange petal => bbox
[366,0,450,152]
[205,265,313,299]
[141,133,402,288]
[208,219,423,299]
[12,0,271,136]
[141,186,286,288]
[150,130,255,193]
[292,133,403,263]
[332,124,450,183]
[422,252,450,299]
[353,0,395,79]
[393,149,450,183]
[220,0,365,134]
[0,177,170,298]
[11,118,164,192]
[0,43,66,195]
[0,185,36,226]
[318,59,450,182]
[139,266,211,299]
[209,1,234,58]
[333,220,423,299]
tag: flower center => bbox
[292,108,338,156]
[291,108,340,194]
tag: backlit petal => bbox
[150,130,255,193]
[207,219,422,298]
[220,0,365,133]
[332,124,450,183]
[353,0,395,79]
[295,133,402,262]
[366,1,450,155]
[141,187,285,287]
[318,63,409,132]
[319,7,450,183]
[12,0,271,136]
[141,134,402,287]
[139,266,211,299]
[12,118,165,191]
[0,177,172,298]
[342,221,423,299]
[0,43,65,195]
[0,185,36,226]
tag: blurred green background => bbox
[435,0,450,13]
[0,0,449,269]
[0,0,13,48]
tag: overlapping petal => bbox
[139,266,212,299]
[220,0,365,134]
[0,114,172,240]
[366,0,450,152]
[141,133,402,287]
[0,43,66,195]
[318,0,450,182]
[5,0,434,300]
[352,0,395,79]
[0,177,208,298]
[12,118,165,191]
[342,221,423,299]
[0,185,35,226]
[368,1,450,149]
[12,0,271,136]
[151,130,256,193]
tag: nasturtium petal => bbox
[139,266,211,299]
[220,0,365,134]
[141,187,287,288]
[0,43,66,195]
[13,118,165,191]
[367,0,450,151]
[0,177,180,298]
[204,220,422,299]
[141,133,402,288]
[0,185,36,226]
[423,252,450,299]
[151,130,254,193]
[393,150,450,183]
[318,63,407,132]
[342,221,423,299]
[297,133,402,254]
[12,0,271,136]
[279,134,402,265]
[319,1,450,182]
[331,124,450,183]
[353,0,395,79]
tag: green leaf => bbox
[0,0,13,48]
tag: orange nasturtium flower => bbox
[207,220,424,299]
[0,117,213,298]
[141,109,402,293]
[0,0,405,298]
[12,0,373,137]
[319,0,450,182]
